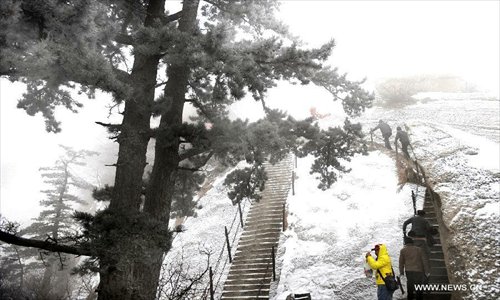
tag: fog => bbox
[279,1,499,94]
[1,1,499,224]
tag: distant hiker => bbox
[366,244,396,300]
[399,237,430,300]
[403,210,433,266]
[370,120,393,150]
[395,126,411,159]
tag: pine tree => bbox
[1,1,374,299]
[18,146,97,299]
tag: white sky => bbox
[1,0,499,223]
[278,0,500,93]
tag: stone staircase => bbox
[221,155,293,300]
[422,188,452,300]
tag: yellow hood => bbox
[366,244,393,285]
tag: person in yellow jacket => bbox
[366,244,396,300]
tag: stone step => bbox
[231,256,272,264]
[227,265,273,273]
[235,247,275,255]
[223,155,292,299]
[246,207,284,214]
[244,223,283,230]
[239,231,282,240]
[223,282,270,291]
[235,246,275,256]
[230,262,273,270]
[226,272,272,281]
[245,213,283,224]
[234,253,273,262]
[429,258,446,265]
[236,243,278,252]
[222,289,270,298]
[430,266,448,276]
[221,294,269,300]
[430,251,444,259]
[248,206,285,214]
[252,201,286,208]
[427,278,450,285]
[246,209,284,216]
[252,200,285,209]
[240,228,282,236]
[239,237,279,246]
[224,276,272,284]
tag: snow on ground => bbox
[361,94,500,299]
[270,152,420,300]
[159,164,251,299]
[160,93,499,299]
[408,122,500,299]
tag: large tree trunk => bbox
[96,0,167,299]
[96,0,201,299]
[134,1,200,299]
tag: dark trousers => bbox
[377,284,394,300]
[383,134,392,150]
[413,238,431,268]
[406,271,425,300]
[401,143,410,158]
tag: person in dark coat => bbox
[399,237,430,300]
[403,210,433,267]
[371,120,393,150]
[395,126,411,159]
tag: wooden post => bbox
[209,267,214,300]
[294,153,297,168]
[271,246,276,281]
[292,171,295,196]
[411,190,417,216]
[237,202,244,228]
[224,226,232,263]
[282,203,286,232]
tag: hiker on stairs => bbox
[399,237,430,300]
[370,120,393,150]
[403,210,433,268]
[395,126,411,159]
[366,244,396,300]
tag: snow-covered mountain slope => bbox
[271,152,417,300]
[159,164,252,299]
[160,94,499,300]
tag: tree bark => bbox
[135,1,200,299]
[96,0,167,299]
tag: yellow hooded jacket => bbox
[366,244,393,285]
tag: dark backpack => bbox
[377,268,399,292]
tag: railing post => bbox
[414,160,423,183]
[282,203,286,232]
[237,202,244,228]
[209,266,214,300]
[411,190,417,215]
[292,171,295,196]
[224,226,232,263]
[271,246,276,281]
